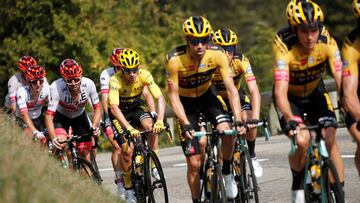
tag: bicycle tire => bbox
[322,159,344,203]
[145,150,169,203]
[210,163,227,203]
[76,157,102,185]
[240,150,259,203]
[132,155,146,203]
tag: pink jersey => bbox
[46,77,100,118]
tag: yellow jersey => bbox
[165,45,232,98]
[212,53,256,98]
[342,28,360,84]
[272,26,342,98]
[108,69,162,110]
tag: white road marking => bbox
[99,168,113,172]
[342,155,355,158]
[173,163,187,167]
[258,158,269,162]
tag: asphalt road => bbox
[97,127,359,203]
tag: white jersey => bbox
[100,67,115,94]
[16,83,50,119]
[46,77,100,118]
[6,73,48,108]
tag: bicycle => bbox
[58,134,103,185]
[185,127,238,203]
[233,120,270,203]
[117,130,169,203]
[289,116,344,203]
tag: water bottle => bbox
[310,165,321,179]
[135,154,144,176]
[312,181,321,194]
[48,141,55,154]
[206,167,212,193]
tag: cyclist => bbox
[100,47,157,199]
[212,28,263,177]
[272,1,344,202]
[15,65,49,143]
[45,59,102,163]
[341,0,360,176]
[108,48,166,203]
[166,16,246,202]
[6,56,37,114]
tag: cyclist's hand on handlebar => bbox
[33,130,45,140]
[153,119,165,133]
[128,127,140,138]
[246,119,259,129]
[182,124,194,139]
[284,120,299,137]
[234,121,247,135]
[91,126,101,137]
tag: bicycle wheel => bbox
[76,157,102,185]
[240,150,259,203]
[144,150,169,203]
[210,163,226,203]
[322,159,344,203]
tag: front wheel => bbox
[75,157,102,185]
[322,159,344,203]
[145,150,169,203]
[210,163,227,203]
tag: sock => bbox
[123,170,133,189]
[222,159,231,175]
[291,169,305,190]
[247,140,256,158]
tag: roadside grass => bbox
[0,113,122,203]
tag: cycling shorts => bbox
[17,115,45,133]
[222,87,252,113]
[273,82,336,131]
[53,111,92,144]
[108,105,152,145]
[178,88,231,156]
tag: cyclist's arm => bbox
[16,88,37,133]
[327,37,343,96]
[342,40,360,120]
[101,93,109,115]
[8,76,18,113]
[100,70,111,115]
[144,72,166,121]
[45,83,60,140]
[247,80,261,120]
[142,86,156,113]
[166,59,190,126]
[88,80,102,128]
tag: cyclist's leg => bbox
[345,113,360,176]
[70,111,93,162]
[53,111,71,165]
[308,92,345,184]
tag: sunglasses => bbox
[123,67,139,74]
[64,78,81,85]
[30,79,44,85]
[222,45,236,53]
[188,37,210,46]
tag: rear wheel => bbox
[239,150,259,203]
[76,157,102,185]
[145,150,169,203]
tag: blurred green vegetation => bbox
[0,0,357,142]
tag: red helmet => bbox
[59,59,83,79]
[24,65,46,81]
[18,56,37,72]
[110,48,124,67]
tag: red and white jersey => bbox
[6,73,48,107]
[99,67,115,94]
[46,77,100,118]
[16,83,50,119]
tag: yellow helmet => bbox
[183,16,212,38]
[118,48,140,69]
[212,29,238,46]
[292,1,324,27]
[286,0,310,26]
[353,0,360,17]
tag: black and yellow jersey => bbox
[272,26,342,98]
[212,53,256,98]
[108,69,162,110]
[165,45,232,98]
[342,27,360,84]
